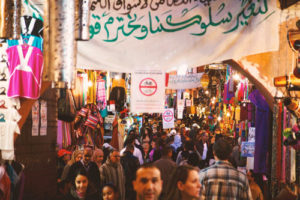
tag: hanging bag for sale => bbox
[58,88,77,122]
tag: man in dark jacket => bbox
[120,144,140,200]
[153,145,176,199]
[68,147,101,192]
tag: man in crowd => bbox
[68,147,100,190]
[199,138,252,199]
[133,164,163,200]
[154,145,176,199]
[100,149,126,200]
[195,129,212,169]
[121,144,140,200]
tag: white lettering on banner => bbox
[131,70,165,113]
[167,73,203,89]
[77,0,279,72]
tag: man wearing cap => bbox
[57,149,72,182]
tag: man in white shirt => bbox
[120,135,144,165]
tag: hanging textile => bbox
[238,82,244,101]
[57,120,63,149]
[0,106,21,160]
[235,105,240,122]
[40,100,47,136]
[87,70,97,104]
[240,103,248,121]
[118,118,125,151]
[20,15,43,38]
[110,115,119,150]
[6,45,43,99]
[7,34,43,51]
[271,103,278,198]
[248,89,269,174]
[96,76,107,117]
[74,73,84,109]
[0,62,20,109]
[31,100,39,136]
[74,103,104,148]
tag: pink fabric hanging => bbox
[57,120,63,149]
[6,45,43,99]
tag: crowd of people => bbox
[55,122,264,200]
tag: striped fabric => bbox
[199,161,252,200]
[96,78,106,110]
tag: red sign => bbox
[139,78,157,96]
[163,109,174,122]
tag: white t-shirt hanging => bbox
[0,120,20,150]
[0,107,21,160]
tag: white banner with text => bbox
[77,0,279,72]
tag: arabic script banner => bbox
[167,73,203,89]
[77,0,279,72]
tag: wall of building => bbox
[15,87,57,200]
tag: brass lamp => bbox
[200,74,209,88]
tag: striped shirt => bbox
[199,161,253,200]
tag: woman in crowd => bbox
[102,183,120,200]
[140,126,153,145]
[61,150,83,181]
[165,165,201,200]
[92,148,104,169]
[247,170,264,200]
[65,168,98,200]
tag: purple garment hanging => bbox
[248,89,269,174]
[57,120,63,149]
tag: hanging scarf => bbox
[40,100,47,136]
[32,101,39,136]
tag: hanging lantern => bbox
[274,74,300,90]
[284,98,300,118]
[200,73,209,88]
[274,75,288,87]
[44,0,76,88]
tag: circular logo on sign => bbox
[139,78,157,96]
[163,110,173,122]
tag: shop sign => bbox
[131,70,165,113]
[186,99,192,107]
[241,142,255,157]
[77,0,279,72]
[248,127,255,142]
[163,108,174,129]
[167,74,203,89]
[177,99,184,119]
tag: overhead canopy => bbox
[77,0,279,73]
